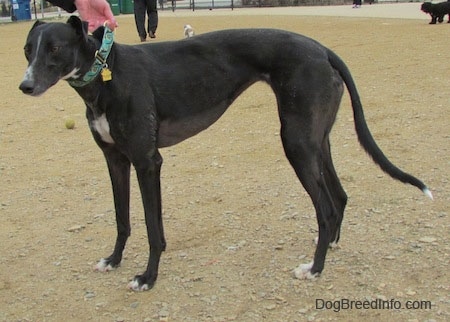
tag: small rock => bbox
[67,225,85,232]
[84,291,95,300]
[307,315,316,321]
[419,237,437,243]
[275,295,286,303]
[280,212,298,220]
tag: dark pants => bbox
[134,0,158,39]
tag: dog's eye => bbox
[50,46,61,54]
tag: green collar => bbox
[68,26,114,87]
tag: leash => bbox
[68,25,114,87]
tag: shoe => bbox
[149,31,156,39]
[140,36,146,42]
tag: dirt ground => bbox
[0,6,449,322]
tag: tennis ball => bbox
[65,119,75,129]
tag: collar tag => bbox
[101,67,112,82]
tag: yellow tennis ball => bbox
[65,119,75,129]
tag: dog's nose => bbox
[19,80,35,95]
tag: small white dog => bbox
[184,24,195,38]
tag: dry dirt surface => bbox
[1,5,449,322]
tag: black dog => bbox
[421,1,450,24]
[19,16,432,291]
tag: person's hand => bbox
[74,0,118,32]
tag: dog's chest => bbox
[90,114,115,144]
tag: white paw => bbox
[293,261,320,280]
[127,279,149,292]
[329,241,338,249]
[94,258,114,272]
[314,236,339,249]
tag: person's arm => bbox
[47,0,77,13]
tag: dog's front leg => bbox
[430,15,438,24]
[95,146,131,272]
[128,151,165,291]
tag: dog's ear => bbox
[67,15,89,41]
[30,20,46,31]
[92,26,105,42]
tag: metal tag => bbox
[101,68,112,82]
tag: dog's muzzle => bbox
[19,69,56,97]
[19,79,36,95]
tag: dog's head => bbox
[19,16,96,96]
[421,2,432,13]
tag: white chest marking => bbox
[92,114,115,144]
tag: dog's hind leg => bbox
[321,138,347,247]
[95,147,131,272]
[273,63,344,279]
[280,118,339,279]
[128,151,165,291]
[312,139,347,250]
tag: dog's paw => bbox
[127,279,149,292]
[293,261,320,280]
[314,236,339,249]
[94,258,115,272]
[127,274,155,292]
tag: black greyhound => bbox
[19,16,432,291]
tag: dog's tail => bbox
[326,49,433,199]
